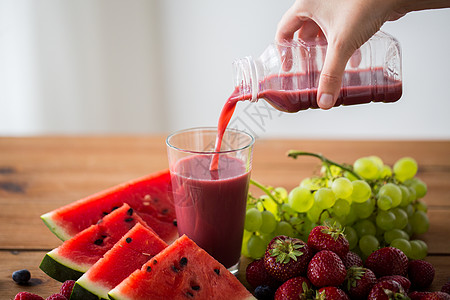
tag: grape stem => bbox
[287,150,362,180]
[249,179,280,204]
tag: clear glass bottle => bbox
[232,31,402,112]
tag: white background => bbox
[1,0,449,139]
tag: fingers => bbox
[275,4,307,43]
[317,43,351,109]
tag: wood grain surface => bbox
[1,137,449,299]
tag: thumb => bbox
[317,43,351,110]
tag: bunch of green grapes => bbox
[242,151,430,261]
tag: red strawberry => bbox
[60,280,76,299]
[442,281,450,294]
[316,287,350,300]
[264,235,313,282]
[377,275,411,293]
[45,294,67,300]
[274,276,312,300]
[246,258,279,289]
[342,251,363,269]
[365,247,408,277]
[308,224,349,258]
[14,292,44,300]
[307,250,347,288]
[422,292,450,300]
[344,266,377,300]
[409,291,431,300]
[368,280,408,300]
[408,260,435,289]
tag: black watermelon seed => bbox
[94,239,103,245]
[214,268,220,275]
[127,208,134,216]
[173,220,177,227]
[186,291,194,298]
[101,235,107,238]
[146,266,151,272]
[126,237,132,243]
[161,208,168,215]
[153,259,158,265]
[12,269,31,285]
[111,206,119,211]
[102,212,109,216]
[124,218,134,222]
[171,265,179,273]
[153,198,159,203]
[180,257,188,267]
[191,285,200,291]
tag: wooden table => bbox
[1,137,449,299]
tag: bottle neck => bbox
[232,56,259,102]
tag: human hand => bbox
[276,0,406,109]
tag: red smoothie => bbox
[171,154,250,268]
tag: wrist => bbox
[395,0,450,14]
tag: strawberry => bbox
[14,292,44,300]
[422,292,450,300]
[409,291,431,300]
[408,260,435,289]
[246,258,279,289]
[45,295,67,300]
[368,280,408,300]
[344,266,377,300]
[316,287,350,300]
[442,280,450,294]
[307,224,349,259]
[274,276,312,300]
[364,247,408,277]
[264,235,313,282]
[377,275,411,293]
[307,250,347,288]
[60,280,76,299]
[342,251,363,269]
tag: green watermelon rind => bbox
[71,282,108,300]
[107,290,131,300]
[39,251,86,282]
[41,212,71,241]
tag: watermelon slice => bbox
[40,204,152,282]
[41,169,178,244]
[71,223,168,300]
[108,235,255,300]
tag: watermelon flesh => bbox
[108,235,255,300]
[41,169,178,244]
[71,223,168,300]
[40,204,152,282]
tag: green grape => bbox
[404,178,427,199]
[274,221,294,237]
[354,157,381,180]
[247,234,266,259]
[281,203,297,215]
[241,230,252,257]
[351,180,372,203]
[332,177,353,199]
[274,187,289,203]
[256,201,264,212]
[410,210,430,234]
[354,219,377,237]
[344,171,359,181]
[333,199,351,217]
[244,208,262,232]
[405,204,414,218]
[344,226,358,250]
[414,200,428,212]
[377,195,393,211]
[380,165,393,179]
[369,156,384,169]
[259,210,277,234]
[390,238,412,257]
[391,208,408,229]
[290,216,303,232]
[398,185,411,207]
[403,223,413,237]
[318,210,331,224]
[288,186,314,213]
[345,206,358,226]
[378,183,402,208]
[409,240,427,260]
[300,177,322,190]
[376,210,396,231]
[261,195,279,216]
[393,157,418,182]
[353,199,375,219]
[384,229,410,243]
[359,235,380,256]
[306,205,322,223]
[314,188,336,209]
[260,232,275,245]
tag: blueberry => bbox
[253,285,275,300]
[12,269,31,284]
